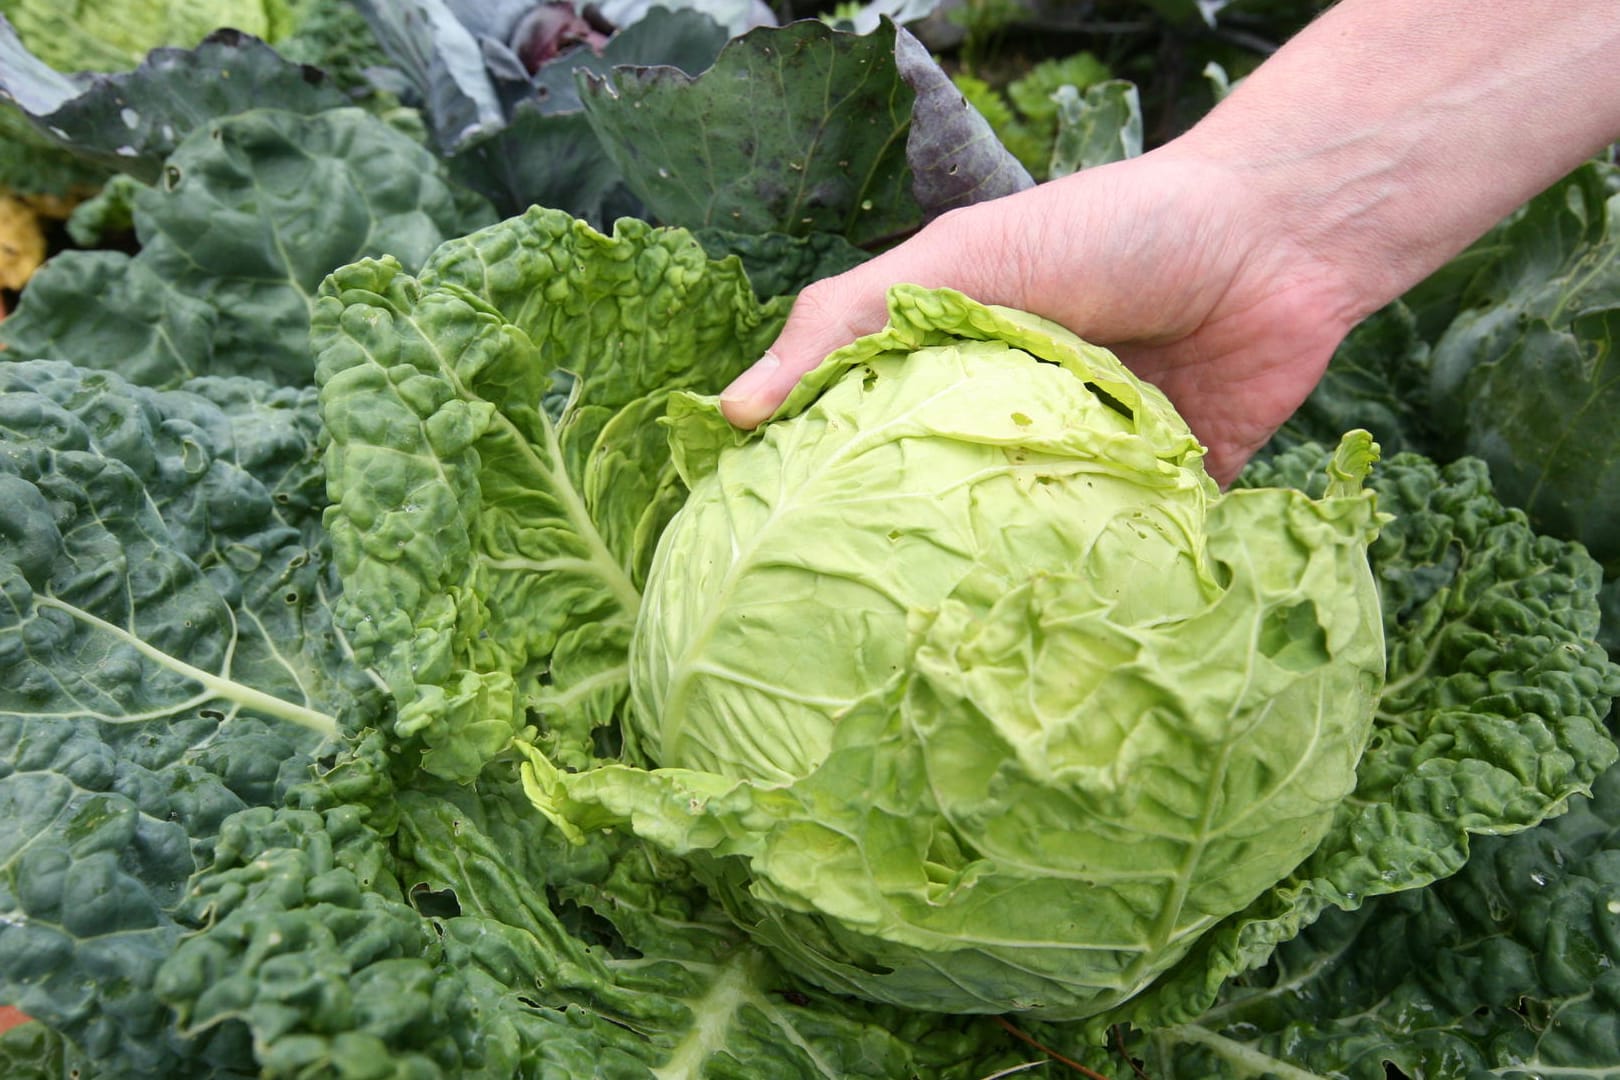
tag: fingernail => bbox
[720,350,782,407]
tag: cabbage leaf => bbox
[0,361,378,1074]
[0,107,492,387]
[313,208,790,782]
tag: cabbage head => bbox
[522,285,1387,1020]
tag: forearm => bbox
[1168,0,1620,317]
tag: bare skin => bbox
[720,1,1620,485]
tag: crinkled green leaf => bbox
[0,360,381,1076]
[154,729,1029,1078]
[313,208,788,782]
[0,1018,90,1080]
[1106,738,1620,1079]
[154,795,457,1077]
[1107,445,1620,1038]
[0,107,493,388]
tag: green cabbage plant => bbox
[523,286,1388,1020]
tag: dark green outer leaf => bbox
[154,788,476,1078]
[1403,236,1512,344]
[1116,740,1620,1079]
[0,101,110,198]
[1086,446,1620,1040]
[0,252,220,384]
[0,107,494,388]
[444,10,732,222]
[442,7,733,223]
[0,361,381,1076]
[0,1017,90,1080]
[153,736,1032,1078]
[579,19,917,243]
[1274,165,1620,583]
[1602,576,1620,657]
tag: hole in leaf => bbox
[1084,382,1133,421]
[1257,601,1328,671]
[548,889,640,958]
[409,884,462,919]
[591,723,623,759]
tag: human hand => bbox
[718,147,1365,488]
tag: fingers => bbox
[719,256,913,428]
[718,270,889,426]
[719,202,1011,428]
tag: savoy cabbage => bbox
[525,285,1387,1021]
[0,9,1617,1079]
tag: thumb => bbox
[717,261,898,428]
[718,200,1014,427]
